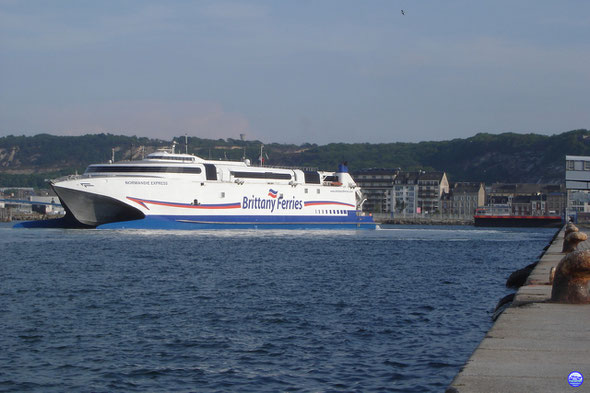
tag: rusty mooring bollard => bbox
[565,222,578,233]
[551,249,590,303]
[562,231,587,253]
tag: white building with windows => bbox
[392,171,449,215]
[392,172,419,215]
[565,155,590,214]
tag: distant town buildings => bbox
[487,183,566,216]
[352,169,450,215]
[352,169,566,218]
[0,188,64,221]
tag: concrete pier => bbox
[447,228,590,392]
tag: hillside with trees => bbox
[1,129,588,188]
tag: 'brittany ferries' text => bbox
[242,196,303,213]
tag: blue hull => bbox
[98,214,377,230]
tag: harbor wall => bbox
[0,208,58,222]
[446,227,590,392]
[372,212,473,225]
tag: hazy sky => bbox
[1,1,589,144]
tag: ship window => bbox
[304,188,308,194]
[221,192,225,198]
[317,189,320,194]
[85,166,202,174]
[204,164,217,180]
[231,171,291,180]
[304,172,321,184]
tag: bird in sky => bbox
[401,9,405,15]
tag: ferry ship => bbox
[22,147,375,229]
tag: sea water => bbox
[0,223,556,392]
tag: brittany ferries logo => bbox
[242,189,303,212]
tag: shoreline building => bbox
[350,169,399,213]
[566,155,590,217]
[441,182,485,216]
[512,195,547,216]
[391,171,419,216]
[392,171,449,215]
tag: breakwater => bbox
[446,226,590,392]
[372,213,473,226]
[0,209,56,222]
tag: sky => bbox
[1,1,589,145]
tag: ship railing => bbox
[51,173,165,183]
[49,174,86,183]
[251,164,318,172]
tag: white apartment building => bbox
[566,155,590,214]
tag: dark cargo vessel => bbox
[473,214,562,228]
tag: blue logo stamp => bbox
[568,371,584,388]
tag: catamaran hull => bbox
[51,185,145,227]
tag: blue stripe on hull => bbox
[97,213,376,230]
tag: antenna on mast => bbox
[185,133,188,154]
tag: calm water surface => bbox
[0,223,556,392]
